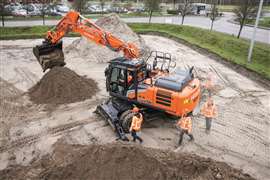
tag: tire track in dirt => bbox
[0,119,101,153]
[14,67,39,87]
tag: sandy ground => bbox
[0,36,269,180]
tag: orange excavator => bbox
[33,11,139,72]
[33,11,201,141]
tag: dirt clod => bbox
[0,143,255,180]
[28,67,98,105]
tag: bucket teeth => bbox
[33,41,65,72]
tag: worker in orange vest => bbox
[129,107,143,143]
[201,98,218,133]
[203,72,215,97]
[176,112,194,146]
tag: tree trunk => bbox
[181,15,185,25]
[237,16,246,38]
[210,20,214,31]
[237,24,243,38]
[149,10,153,24]
[42,13,45,25]
[1,15,4,27]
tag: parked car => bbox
[24,4,42,16]
[85,6,97,13]
[56,4,70,13]
[4,5,14,15]
[11,6,28,17]
[110,7,128,13]
[44,5,62,16]
[130,7,145,13]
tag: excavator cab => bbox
[105,57,148,99]
[96,57,149,140]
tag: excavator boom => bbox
[33,11,139,72]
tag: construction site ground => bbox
[0,36,269,180]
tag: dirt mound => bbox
[0,143,255,180]
[65,14,149,63]
[28,67,98,105]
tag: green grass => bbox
[129,23,270,79]
[218,5,270,12]
[0,26,78,39]
[0,23,269,79]
[263,5,270,11]
[217,5,237,12]
[246,17,270,28]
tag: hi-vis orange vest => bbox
[177,117,192,133]
[130,113,143,131]
[201,103,217,118]
[205,79,213,90]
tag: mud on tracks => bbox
[0,143,255,180]
[28,67,98,105]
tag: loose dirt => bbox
[28,67,98,105]
[1,35,269,180]
[0,142,254,180]
[65,14,149,63]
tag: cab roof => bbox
[109,57,145,69]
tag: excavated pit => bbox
[0,143,255,180]
[28,67,98,105]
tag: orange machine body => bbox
[127,78,200,116]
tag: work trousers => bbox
[205,117,212,131]
[131,130,143,143]
[207,88,212,97]
[178,129,194,146]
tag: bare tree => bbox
[173,0,178,9]
[71,0,88,14]
[144,0,160,24]
[233,0,258,38]
[179,0,192,25]
[100,0,105,16]
[208,1,219,31]
[0,0,8,27]
[41,0,46,25]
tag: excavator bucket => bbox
[33,41,65,72]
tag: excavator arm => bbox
[33,11,139,72]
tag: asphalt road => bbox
[2,13,270,44]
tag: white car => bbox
[56,5,70,13]
[12,7,28,17]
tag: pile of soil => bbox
[0,143,255,180]
[28,67,98,105]
[65,14,149,63]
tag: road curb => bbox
[227,19,270,30]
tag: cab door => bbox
[109,67,127,96]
